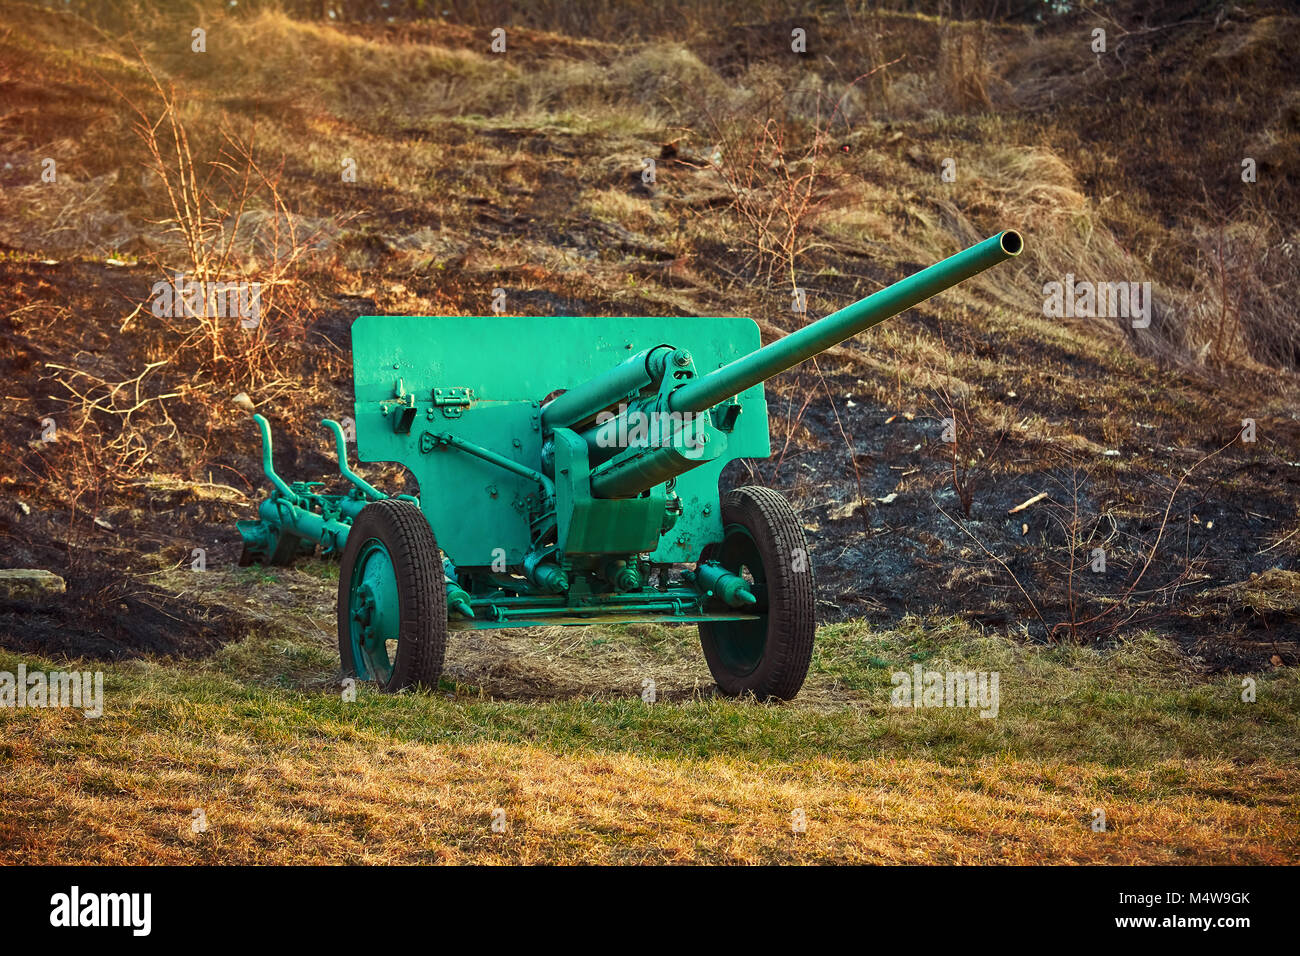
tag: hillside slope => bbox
[1,0,1298,865]
[1,0,1296,665]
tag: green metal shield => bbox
[351,315,771,568]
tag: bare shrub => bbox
[942,440,1237,644]
[119,61,332,387]
[688,63,894,288]
[937,18,993,112]
[1190,201,1300,372]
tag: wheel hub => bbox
[352,584,377,634]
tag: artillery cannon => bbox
[236,230,1022,699]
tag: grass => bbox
[1,0,1298,864]
[2,602,1297,864]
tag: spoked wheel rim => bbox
[705,523,769,677]
[347,537,401,684]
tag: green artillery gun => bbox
[237,230,1022,699]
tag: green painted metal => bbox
[688,560,758,607]
[349,314,771,567]
[538,345,672,431]
[551,426,672,558]
[322,418,386,501]
[671,230,1023,413]
[442,557,475,618]
[454,587,760,629]
[251,414,299,504]
[237,416,475,620]
[449,611,760,631]
[700,522,768,675]
[235,230,1023,637]
[424,430,555,503]
[346,537,401,683]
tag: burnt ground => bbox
[1,255,1297,672]
[0,1,1297,674]
[773,374,1300,671]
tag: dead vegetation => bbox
[0,0,1297,867]
[0,0,1297,672]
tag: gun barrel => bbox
[540,345,675,431]
[669,230,1022,414]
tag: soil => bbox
[1,1,1297,673]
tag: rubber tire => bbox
[698,486,816,701]
[338,499,448,693]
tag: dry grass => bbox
[2,0,1299,865]
[3,563,1298,864]
[3,603,1298,864]
[6,735,1296,865]
[5,1,1295,375]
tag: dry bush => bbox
[1034,443,1236,645]
[42,361,180,481]
[24,372,179,570]
[946,441,1237,645]
[917,353,1018,520]
[686,64,885,288]
[1189,203,1300,372]
[937,19,993,112]
[119,62,331,387]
